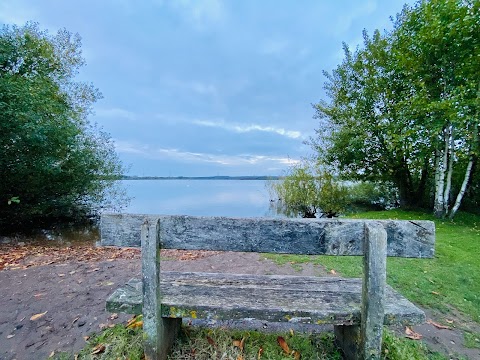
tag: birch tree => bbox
[313,0,479,218]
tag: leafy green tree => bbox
[313,0,479,218]
[0,23,127,229]
[270,162,348,218]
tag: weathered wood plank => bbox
[361,222,387,359]
[100,214,435,258]
[142,221,180,360]
[106,272,425,326]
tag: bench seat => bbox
[106,271,425,326]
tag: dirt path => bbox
[0,248,478,360]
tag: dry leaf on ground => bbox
[206,336,217,347]
[405,326,423,340]
[30,311,47,321]
[292,350,301,359]
[233,337,245,351]
[91,344,106,355]
[277,336,290,354]
[427,319,451,330]
[257,347,264,359]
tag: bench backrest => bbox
[100,214,435,258]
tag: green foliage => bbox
[348,181,399,211]
[313,0,480,211]
[0,23,127,230]
[270,162,348,218]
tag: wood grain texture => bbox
[100,214,435,258]
[106,272,425,326]
[361,223,387,359]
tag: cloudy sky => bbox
[1,0,413,176]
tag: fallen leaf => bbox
[277,336,290,354]
[49,351,55,358]
[7,334,15,339]
[206,336,217,347]
[110,313,118,320]
[236,356,244,360]
[125,316,140,328]
[292,350,301,359]
[74,355,78,360]
[83,336,90,341]
[233,337,245,351]
[330,269,337,275]
[126,320,143,329]
[257,347,264,359]
[91,343,106,355]
[405,326,422,340]
[30,311,48,321]
[427,319,450,330]
[99,323,108,330]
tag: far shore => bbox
[121,175,282,180]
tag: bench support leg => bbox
[361,222,387,359]
[142,220,181,360]
[334,223,387,360]
[334,325,361,360]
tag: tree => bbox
[0,23,127,229]
[270,161,348,218]
[313,0,479,218]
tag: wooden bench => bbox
[100,214,435,360]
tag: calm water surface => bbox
[6,180,280,245]
[121,179,280,217]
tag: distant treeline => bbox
[121,175,282,181]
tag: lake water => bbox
[6,180,282,245]
[120,179,282,218]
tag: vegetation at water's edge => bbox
[0,23,127,232]
[311,0,480,218]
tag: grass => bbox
[54,321,445,360]
[265,210,480,325]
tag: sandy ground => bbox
[0,250,478,360]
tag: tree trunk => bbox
[443,126,454,213]
[434,129,448,218]
[449,155,474,219]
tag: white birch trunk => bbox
[443,126,454,212]
[434,129,448,217]
[449,155,474,219]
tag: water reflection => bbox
[1,180,282,246]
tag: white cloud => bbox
[192,119,302,139]
[96,107,136,120]
[114,140,300,167]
